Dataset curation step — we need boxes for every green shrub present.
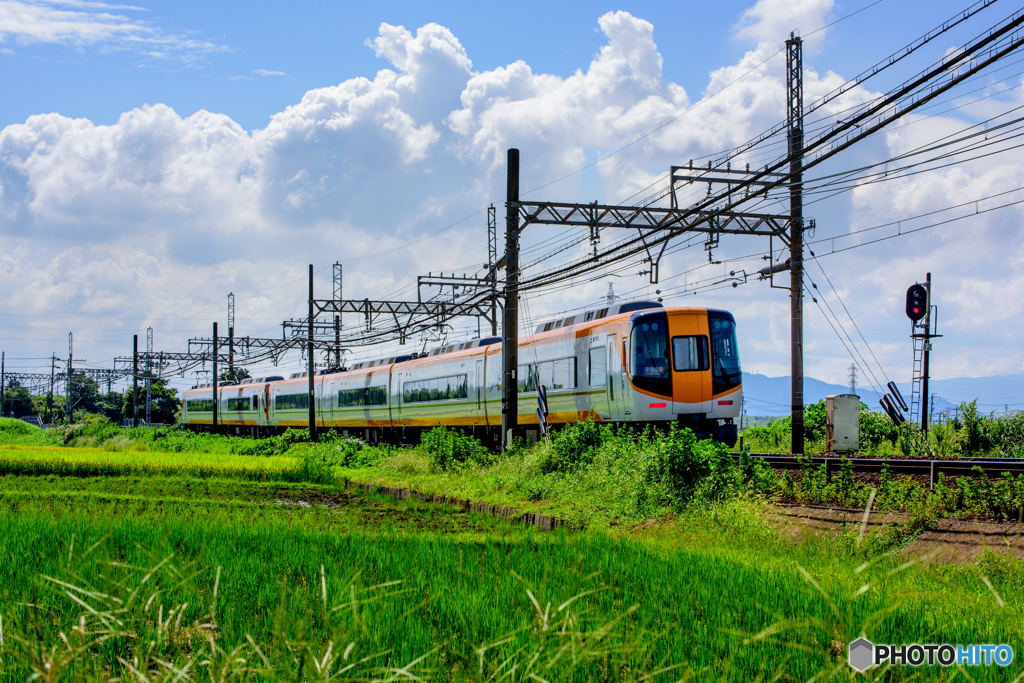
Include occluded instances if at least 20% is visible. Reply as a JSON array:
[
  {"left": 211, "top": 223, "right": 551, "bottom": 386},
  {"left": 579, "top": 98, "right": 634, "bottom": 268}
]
[
  {"left": 741, "top": 418, "right": 790, "bottom": 453},
  {"left": 804, "top": 400, "right": 827, "bottom": 442},
  {"left": 859, "top": 404, "right": 899, "bottom": 449},
  {"left": 991, "top": 410, "right": 1024, "bottom": 457},
  {"left": 951, "top": 399, "right": 992, "bottom": 457},
  {"left": 542, "top": 419, "right": 608, "bottom": 474},
  {"left": 421, "top": 425, "right": 491, "bottom": 471},
  {"left": 691, "top": 437, "right": 739, "bottom": 503},
  {"left": 0, "top": 417, "right": 45, "bottom": 439},
  {"left": 654, "top": 424, "right": 704, "bottom": 495}
]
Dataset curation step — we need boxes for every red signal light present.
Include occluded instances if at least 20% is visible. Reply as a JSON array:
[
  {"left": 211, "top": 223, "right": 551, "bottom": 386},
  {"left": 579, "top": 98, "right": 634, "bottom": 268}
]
[{"left": 906, "top": 284, "right": 928, "bottom": 322}]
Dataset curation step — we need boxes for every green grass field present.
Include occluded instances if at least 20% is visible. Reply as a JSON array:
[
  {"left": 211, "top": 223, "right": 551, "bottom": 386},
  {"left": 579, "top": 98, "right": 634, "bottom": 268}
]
[
  {"left": 1, "top": 420, "right": 1023, "bottom": 681},
  {"left": 0, "top": 443, "right": 301, "bottom": 478}
]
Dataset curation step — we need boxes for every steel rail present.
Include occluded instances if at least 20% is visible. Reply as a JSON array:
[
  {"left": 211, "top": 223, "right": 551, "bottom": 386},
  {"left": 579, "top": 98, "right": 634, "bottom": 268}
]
[{"left": 732, "top": 452, "right": 1024, "bottom": 484}]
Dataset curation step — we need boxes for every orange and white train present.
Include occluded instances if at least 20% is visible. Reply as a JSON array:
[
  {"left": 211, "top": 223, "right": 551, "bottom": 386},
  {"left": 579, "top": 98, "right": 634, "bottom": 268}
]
[{"left": 181, "top": 301, "right": 742, "bottom": 444}]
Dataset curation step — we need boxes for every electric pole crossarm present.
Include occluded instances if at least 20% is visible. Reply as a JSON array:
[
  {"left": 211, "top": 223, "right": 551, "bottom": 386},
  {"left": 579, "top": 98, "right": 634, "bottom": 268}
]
[
  {"left": 516, "top": 201, "right": 790, "bottom": 237},
  {"left": 516, "top": 214, "right": 803, "bottom": 293},
  {"left": 671, "top": 167, "right": 787, "bottom": 188},
  {"left": 310, "top": 298, "right": 495, "bottom": 321}
]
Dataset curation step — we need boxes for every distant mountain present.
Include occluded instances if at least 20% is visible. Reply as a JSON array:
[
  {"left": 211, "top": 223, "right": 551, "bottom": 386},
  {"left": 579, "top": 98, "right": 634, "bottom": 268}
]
[{"left": 740, "top": 373, "right": 1023, "bottom": 417}]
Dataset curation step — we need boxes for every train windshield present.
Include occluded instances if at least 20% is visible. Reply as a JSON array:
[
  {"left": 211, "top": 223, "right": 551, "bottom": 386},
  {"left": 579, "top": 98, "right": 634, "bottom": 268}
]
[
  {"left": 709, "top": 316, "right": 741, "bottom": 395},
  {"left": 630, "top": 319, "right": 670, "bottom": 379}
]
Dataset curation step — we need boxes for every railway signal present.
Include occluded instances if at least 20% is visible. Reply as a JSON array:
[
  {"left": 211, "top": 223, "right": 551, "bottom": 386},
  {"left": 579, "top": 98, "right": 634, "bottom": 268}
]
[{"left": 906, "top": 284, "right": 928, "bottom": 322}]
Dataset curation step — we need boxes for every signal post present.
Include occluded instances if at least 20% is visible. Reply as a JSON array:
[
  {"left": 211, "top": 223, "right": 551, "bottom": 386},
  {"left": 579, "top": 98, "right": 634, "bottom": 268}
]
[{"left": 907, "top": 273, "right": 940, "bottom": 433}]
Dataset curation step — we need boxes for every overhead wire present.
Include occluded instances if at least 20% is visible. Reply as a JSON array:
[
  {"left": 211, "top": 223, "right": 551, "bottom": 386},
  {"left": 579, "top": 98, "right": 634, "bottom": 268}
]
[{"left": 800, "top": 270, "right": 885, "bottom": 399}]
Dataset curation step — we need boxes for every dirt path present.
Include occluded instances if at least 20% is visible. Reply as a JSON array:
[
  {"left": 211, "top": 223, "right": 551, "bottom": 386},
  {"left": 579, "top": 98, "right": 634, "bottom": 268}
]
[{"left": 771, "top": 504, "right": 1024, "bottom": 562}]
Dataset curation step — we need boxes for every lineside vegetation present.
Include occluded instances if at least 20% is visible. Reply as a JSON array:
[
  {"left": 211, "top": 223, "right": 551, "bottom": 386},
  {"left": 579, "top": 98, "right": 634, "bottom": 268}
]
[
  {"left": 1, "top": 417, "right": 1022, "bottom": 680},
  {"left": 742, "top": 399, "right": 1024, "bottom": 458}
]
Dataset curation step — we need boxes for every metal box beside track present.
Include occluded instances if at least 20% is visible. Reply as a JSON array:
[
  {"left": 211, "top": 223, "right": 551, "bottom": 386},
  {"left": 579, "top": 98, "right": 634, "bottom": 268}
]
[{"left": 826, "top": 394, "right": 860, "bottom": 453}]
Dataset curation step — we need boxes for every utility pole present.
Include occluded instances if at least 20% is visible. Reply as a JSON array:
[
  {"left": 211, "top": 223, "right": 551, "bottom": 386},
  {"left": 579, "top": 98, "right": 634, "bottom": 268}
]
[
  {"left": 501, "top": 148, "right": 520, "bottom": 449},
  {"left": 334, "top": 316, "right": 341, "bottom": 367},
  {"left": 0, "top": 351, "right": 5, "bottom": 418},
  {"left": 67, "top": 333, "right": 74, "bottom": 424},
  {"left": 308, "top": 264, "right": 317, "bottom": 441},
  {"left": 333, "top": 262, "right": 343, "bottom": 366},
  {"left": 786, "top": 33, "right": 805, "bottom": 456},
  {"left": 132, "top": 335, "right": 139, "bottom": 427},
  {"left": 212, "top": 322, "right": 219, "bottom": 433},
  {"left": 48, "top": 355, "right": 55, "bottom": 424},
  {"left": 145, "top": 327, "right": 153, "bottom": 425},
  {"left": 488, "top": 205, "right": 498, "bottom": 336},
  {"left": 228, "top": 293, "right": 235, "bottom": 382}
]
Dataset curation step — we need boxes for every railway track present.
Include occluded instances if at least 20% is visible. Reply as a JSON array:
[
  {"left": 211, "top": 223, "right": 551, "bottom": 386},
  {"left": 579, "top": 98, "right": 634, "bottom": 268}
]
[{"left": 732, "top": 453, "right": 1024, "bottom": 486}]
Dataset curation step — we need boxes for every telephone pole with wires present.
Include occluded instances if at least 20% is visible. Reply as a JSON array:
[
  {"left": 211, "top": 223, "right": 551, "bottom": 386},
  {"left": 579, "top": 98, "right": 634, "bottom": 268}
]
[
  {"left": 786, "top": 32, "right": 805, "bottom": 456},
  {"left": 146, "top": 327, "right": 153, "bottom": 425},
  {"left": 66, "top": 333, "right": 74, "bottom": 424},
  {"left": 502, "top": 149, "right": 520, "bottom": 450},
  {"left": 228, "top": 293, "right": 235, "bottom": 382}
]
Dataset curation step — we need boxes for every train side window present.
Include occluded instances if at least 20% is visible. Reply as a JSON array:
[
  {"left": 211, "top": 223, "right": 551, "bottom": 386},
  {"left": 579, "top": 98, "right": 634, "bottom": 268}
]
[
  {"left": 589, "top": 348, "right": 606, "bottom": 386},
  {"left": 517, "top": 364, "right": 537, "bottom": 393},
  {"left": 671, "top": 336, "right": 709, "bottom": 371},
  {"left": 551, "top": 358, "right": 575, "bottom": 389}
]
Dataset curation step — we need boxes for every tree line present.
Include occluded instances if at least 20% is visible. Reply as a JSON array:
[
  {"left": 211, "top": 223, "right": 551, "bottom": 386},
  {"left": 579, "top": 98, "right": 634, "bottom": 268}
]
[{"left": 1, "top": 373, "right": 180, "bottom": 425}]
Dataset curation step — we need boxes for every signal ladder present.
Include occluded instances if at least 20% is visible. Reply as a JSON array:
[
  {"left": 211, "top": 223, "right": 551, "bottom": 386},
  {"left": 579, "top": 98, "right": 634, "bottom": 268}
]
[{"left": 909, "top": 328, "right": 925, "bottom": 425}]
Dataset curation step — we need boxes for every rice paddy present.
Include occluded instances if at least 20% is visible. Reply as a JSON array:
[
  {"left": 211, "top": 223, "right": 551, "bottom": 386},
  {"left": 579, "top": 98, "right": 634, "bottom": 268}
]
[{"left": 0, "top": 426, "right": 1022, "bottom": 681}]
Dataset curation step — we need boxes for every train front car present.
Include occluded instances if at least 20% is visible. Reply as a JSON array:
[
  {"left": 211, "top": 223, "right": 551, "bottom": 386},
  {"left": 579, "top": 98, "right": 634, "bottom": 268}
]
[
  {"left": 625, "top": 307, "right": 741, "bottom": 444},
  {"left": 181, "top": 383, "right": 214, "bottom": 432}
]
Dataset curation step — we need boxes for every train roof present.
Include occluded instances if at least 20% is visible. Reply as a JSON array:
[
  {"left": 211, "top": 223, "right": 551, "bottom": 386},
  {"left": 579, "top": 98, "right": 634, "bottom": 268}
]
[
  {"left": 189, "top": 375, "right": 283, "bottom": 390},
  {"left": 346, "top": 336, "right": 502, "bottom": 371},
  {"left": 533, "top": 301, "right": 662, "bottom": 334}
]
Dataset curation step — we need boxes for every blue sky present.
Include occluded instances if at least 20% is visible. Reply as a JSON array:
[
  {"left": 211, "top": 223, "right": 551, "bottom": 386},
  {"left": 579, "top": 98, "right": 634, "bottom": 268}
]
[
  {"left": 0, "top": 0, "right": 1022, "bottom": 404},
  {"left": 2, "top": 0, "right": 965, "bottom": 130}
]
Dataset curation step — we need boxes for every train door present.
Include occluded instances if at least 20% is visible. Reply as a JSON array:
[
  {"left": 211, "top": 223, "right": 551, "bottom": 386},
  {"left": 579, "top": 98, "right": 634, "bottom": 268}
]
[
  {"left": 669, "top": 313, "right": 707, "bottom": 413},
  {"left": 607, "top": 337, "right": 623, "bottom": 421},
  {"left": 475, "top": 360, "right": 483, "bottom": 421},
  {"left": 588, "top": 344, "right": 609, "bottom": 420},
  {"left": 387, "top": 374, "right": 394, "bottom": 425},
  {"left": 267, "top": 385, "right": 275, "bottom": 427},
  {"left": 621, "top": 340, "right": 631, "bottom": 416}
]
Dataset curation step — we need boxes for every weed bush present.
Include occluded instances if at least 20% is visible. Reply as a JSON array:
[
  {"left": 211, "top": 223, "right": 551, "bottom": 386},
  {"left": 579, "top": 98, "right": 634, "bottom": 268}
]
[
  {"left": 950, "top": 399, "right": 992, "bottom": 456},
  {"left": 741, "top": 417, "right": 790, "bottom": 453},
  {"left": 543, "top": 419, "right": 609, "bottom": 473},
  {"left": 991, "top": 410, "right": 1024, "bottom": 457},
  {"left": 0, "top": 416, "right": 49, "bottom": 445},
  {"left": 421, "top": 425, "right": 491, "bottom": 471}
]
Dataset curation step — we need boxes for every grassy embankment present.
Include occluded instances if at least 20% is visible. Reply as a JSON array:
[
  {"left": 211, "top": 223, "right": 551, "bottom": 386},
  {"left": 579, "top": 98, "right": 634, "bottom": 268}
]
[
  {"left": 742, "top": 399, "right": 1024, "bottom": 458},
  {"left": 1, "top": 417, "right": 1023, "bottom": 680}
]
